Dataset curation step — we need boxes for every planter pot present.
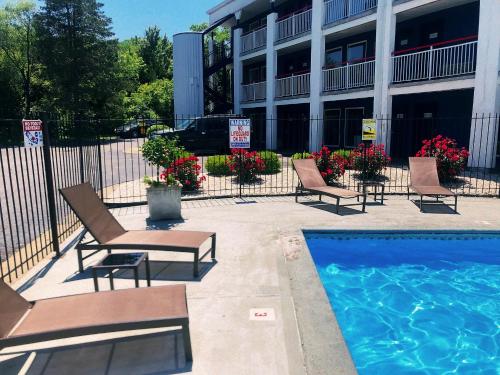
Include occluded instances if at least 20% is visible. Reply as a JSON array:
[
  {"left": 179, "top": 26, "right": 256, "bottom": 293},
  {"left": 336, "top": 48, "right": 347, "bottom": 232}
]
[{"left": 146, "top": 186, "right": 182, "bottom": 220}]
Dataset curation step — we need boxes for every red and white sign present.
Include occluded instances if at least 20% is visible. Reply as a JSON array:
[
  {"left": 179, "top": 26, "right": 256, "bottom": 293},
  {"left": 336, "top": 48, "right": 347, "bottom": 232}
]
[
  {"left": 22, "top": 119, "right": 43, "bottom": 148},
  {"left": 229, "top": 118, "right": 251, "bottom": 149}
]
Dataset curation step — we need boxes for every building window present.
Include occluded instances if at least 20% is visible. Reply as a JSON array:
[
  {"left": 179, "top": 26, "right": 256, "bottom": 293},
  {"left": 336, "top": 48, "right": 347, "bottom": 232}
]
[
  {"left": 347, "top": 41, "right": 367, "bottom": 63},
  {"left": 325, "top": 47, "right": 342, "bottom": 67}
]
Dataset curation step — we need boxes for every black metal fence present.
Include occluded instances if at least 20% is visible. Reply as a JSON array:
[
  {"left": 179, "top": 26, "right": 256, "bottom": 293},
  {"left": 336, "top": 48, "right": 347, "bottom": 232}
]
[{"left": 0, "top": 113, "right": 499, "bottom": 282}]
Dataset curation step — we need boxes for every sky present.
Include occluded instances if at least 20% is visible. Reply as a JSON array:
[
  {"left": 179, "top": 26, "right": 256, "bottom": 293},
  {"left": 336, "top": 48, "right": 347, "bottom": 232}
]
[{"left": 1, "top": 0, "right": 222, "bottom": 40}]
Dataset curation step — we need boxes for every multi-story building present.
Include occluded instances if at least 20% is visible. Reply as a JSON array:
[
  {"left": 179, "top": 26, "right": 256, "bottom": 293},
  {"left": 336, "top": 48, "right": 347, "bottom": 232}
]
[{"left": 174, "top": 0, "right": 500, "bottom": 167}]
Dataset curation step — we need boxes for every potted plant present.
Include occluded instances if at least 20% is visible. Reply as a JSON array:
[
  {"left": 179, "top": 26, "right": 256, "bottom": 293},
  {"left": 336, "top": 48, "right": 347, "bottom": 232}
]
[
  {"left": 141, "top": 137, "right": 184, "bottom": 220},
  {"left": 143, "top": 174, "right": 182, "bottom": 220}
]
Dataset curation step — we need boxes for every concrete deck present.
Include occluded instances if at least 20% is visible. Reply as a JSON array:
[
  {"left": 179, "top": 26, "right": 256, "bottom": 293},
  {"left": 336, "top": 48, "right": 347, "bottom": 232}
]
[{"left": 1, "top": 195, "right": 500, "bottom": 374}]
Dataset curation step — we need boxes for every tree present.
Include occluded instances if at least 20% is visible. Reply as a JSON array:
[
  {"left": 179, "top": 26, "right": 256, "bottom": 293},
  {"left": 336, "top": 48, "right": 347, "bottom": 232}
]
[
  {"left": 117, "top": 38, "right": 144, "bottom": 94},
  {"left": 139, "top": 26, "right": 172, "bottom": 83},
  {"left": 123, "top": 78, "right": 173, "bottom": 119},
  {"left": 0, "top": 1, "right": 37, "bottom": 116},
  {"left": 35, "top": 0, "right": 118, "bottom": 116}
]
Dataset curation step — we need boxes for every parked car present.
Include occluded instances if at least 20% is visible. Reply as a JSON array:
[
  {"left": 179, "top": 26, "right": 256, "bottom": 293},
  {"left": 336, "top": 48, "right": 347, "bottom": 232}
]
[
  {"left": 150, "top": 114, "right": 245, "bottom": 154},
  {"left": 114, "top": 119, "right": 157, "bottom": 138}
]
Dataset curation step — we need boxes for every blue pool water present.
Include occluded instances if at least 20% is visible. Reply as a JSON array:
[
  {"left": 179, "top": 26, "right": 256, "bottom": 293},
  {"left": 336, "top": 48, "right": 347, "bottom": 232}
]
[{"left": 304, "top": 231, "right": 500, "bottom": 374}]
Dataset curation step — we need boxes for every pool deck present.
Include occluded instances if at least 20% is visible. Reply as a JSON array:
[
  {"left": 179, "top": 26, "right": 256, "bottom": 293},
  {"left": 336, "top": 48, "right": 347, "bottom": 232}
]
[{"left": 1, "top": 195, "right": 500, "bottom": 374}]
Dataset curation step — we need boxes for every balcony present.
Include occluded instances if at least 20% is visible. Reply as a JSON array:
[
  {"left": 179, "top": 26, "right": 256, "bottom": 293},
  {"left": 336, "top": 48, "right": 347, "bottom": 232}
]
[
  {"left": 323, "top": 58, "right": 375, "bottom": 92},
  {"left": 275, "top": 72, "right": 311, "bottom": 98},
  {"left": 275, "top": 8, "right": 312, "bottom": 42},
  {"left": 241, "top": 81, "right": 266, "bottom": 102},
  {"left": 324, "top": 0, "right": 377, "bottom": 26},
  {"left": 392, "top": 37, "right": 477, "bottom": 84},
  {"left": 241, "top": 27, "right": 267, "bottom": 54}
]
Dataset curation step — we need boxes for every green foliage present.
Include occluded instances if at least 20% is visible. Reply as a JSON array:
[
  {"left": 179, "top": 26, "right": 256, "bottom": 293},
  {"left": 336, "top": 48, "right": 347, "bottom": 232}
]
[
  {"left": 0, "top": 1, "right": 38, "bottom": 115},
  {"left": 291, "top": 152, "right": 312, "bottom": 160},
  {"left": 35, "top": 0, "right": 119, "bottom": 117},
  {"left": 141, "top": 136, "right": 183, "bottom": 169},
  {"left": 123, "top": 78, "right": 172, "bottom": 118},
  {"left": 146, "top": 124, "right": 169, "bottom": 137},
  {"left": 258, "top": 151, "right": 281, "bottom": 174},
  {"left": 143, "top": 174, "right": 179, "bottom": 187},
  {"left": 116, "top": 39, "right": 144, "bottom": 94},
  {"left": 139, "top": 26, "right": 172, "bottom": 82},
  {"left": 334, "top": 149, "right": 352, "bottom": 159},
  {"left": 206, "top": 155, "right": 232, "bottom": 176}
]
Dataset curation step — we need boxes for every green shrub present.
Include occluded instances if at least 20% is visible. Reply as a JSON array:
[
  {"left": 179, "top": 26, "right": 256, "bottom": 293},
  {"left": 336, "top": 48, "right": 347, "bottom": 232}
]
[
  {"left": 146, "top": 124, "right": 170, "bottom": 137},
  {"left": 291, "top": 152, "right": 312, "bottom": 160},
  {"left": 141, "top": 136, "right": 183, "bottom": 169},
  {"left": 258, "top": 151, "right": 281, "bottom": 174},
  {"left": 206, "top": 155, "right": 232, "bottom": 176},
  {"left": 334, "top": 149, "right": 352, "bottom": 159}
]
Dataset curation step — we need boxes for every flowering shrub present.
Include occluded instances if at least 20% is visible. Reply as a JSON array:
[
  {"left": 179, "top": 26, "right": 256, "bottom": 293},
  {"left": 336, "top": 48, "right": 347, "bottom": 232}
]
[
  {"left": 228, "top": 149, "right": 265, "bottom": 183},
  {"left": 312, "top": 146, "right": 346, "bottom": 185},
  {"left": 415, "top": 135, "right": 469, "bottom": 181},
  {"left": 167, "top": 155, "right": 205, "bottom": 192},
  {"left": 351, "top": 144, "right": 391, "bottom": 180}
]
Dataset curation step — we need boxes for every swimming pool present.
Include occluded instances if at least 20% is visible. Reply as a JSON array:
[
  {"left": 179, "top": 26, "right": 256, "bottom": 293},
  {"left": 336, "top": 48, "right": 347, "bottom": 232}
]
[{"left": 304, "top": 231, "right": 500, "bottom": 374}]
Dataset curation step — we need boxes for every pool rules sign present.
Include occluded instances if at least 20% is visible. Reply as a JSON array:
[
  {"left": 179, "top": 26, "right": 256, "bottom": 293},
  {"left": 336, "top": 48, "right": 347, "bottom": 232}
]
[
  {"left": 229, "top": 118, "right": 251, "bottom": 149},
  {"left": 22, "top": 119, "right": 43, "bottom": 148}
]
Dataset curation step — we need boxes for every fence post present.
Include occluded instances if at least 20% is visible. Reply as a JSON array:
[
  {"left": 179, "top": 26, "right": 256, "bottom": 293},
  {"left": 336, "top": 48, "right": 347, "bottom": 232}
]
[
  {"left": 97, "top": 121, "right": 104, "bottom": 199},
  {"left": 41, "top": 114, "right": 60, "bottom": 258},
  {"left": 77, "top": 117, "right": 85, "bottom": 183}
]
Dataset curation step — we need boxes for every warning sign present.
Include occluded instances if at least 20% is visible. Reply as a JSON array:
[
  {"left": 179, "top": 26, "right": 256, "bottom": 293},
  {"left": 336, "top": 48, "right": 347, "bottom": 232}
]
[
  {"left": 22, "top": 119, "right": 43, "bottom": 148},
  {"left": 362, "top": 119, "right": 377, "bottom": 141},
  {"left": 229, "top": 118, "right": 251, "bottom": 149}
]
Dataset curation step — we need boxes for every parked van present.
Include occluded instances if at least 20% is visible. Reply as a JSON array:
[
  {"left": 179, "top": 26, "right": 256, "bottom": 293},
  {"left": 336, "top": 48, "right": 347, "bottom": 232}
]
[{"left": 150, "top": 114, "right": 244, "bottom": 154}]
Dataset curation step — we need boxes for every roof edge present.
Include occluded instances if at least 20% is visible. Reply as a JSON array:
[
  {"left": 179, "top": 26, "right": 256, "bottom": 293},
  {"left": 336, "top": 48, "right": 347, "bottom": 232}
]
[{"left": 207, "top": 0, "right": 235, "bottom": 15}]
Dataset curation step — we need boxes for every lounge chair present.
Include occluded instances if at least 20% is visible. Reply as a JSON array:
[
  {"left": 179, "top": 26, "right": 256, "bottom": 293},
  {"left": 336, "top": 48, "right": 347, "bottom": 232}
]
[
  {"left": 0, "top": 281, "right": 192, "bottom": 361},
  {"left": 292, "top": 159, "right": 366, "bottom": 214},
  {"left": 60, "top": 183, "right": 216, "bottom": 277},
  {"left": 407, "top": 157, "right": 458, "bottom": 212}
]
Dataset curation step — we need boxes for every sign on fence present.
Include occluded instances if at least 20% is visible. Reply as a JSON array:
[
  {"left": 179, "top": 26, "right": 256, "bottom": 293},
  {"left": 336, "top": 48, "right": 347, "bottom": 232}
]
[
  {"left": 362, "top": 119, "right": 377, "bottom": 141},
  {"left": 229, "top": 118, "right": 251, "bottom": 149},
  {"left": 22, "top": 119, "right": 44, "bottom": 148}
]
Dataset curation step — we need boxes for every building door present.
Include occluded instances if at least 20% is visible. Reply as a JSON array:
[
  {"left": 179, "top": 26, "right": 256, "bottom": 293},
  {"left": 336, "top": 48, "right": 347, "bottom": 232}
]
[
  {"left": 324, "top": 109, "right": 341, "bottom": 148},
  {"left": 344, "top": 107, "right": 364, "bottom": 148}
]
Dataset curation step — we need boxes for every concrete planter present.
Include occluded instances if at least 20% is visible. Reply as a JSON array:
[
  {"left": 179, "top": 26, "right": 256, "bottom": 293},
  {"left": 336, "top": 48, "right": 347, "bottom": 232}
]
[{"left": 146, "top": 185, "right": 182, "bottom": 220}]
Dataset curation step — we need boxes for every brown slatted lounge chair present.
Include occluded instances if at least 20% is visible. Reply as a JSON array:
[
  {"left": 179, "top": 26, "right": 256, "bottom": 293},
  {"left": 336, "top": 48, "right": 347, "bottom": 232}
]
[
  {"left": 292, "top": 158, "right": 366, "bottom": 214},
  {"left": 60, "top": 183, "right": 216, "bottom": 277},
  {"left": 0, "top": 281, "right": 192, "bottom": 361},
  {"left": 408, "top": 157, "right": 458, "bottom": 212}
]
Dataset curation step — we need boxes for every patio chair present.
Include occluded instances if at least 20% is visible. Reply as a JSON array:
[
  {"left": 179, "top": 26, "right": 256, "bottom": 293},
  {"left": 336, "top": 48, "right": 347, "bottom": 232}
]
[
  {"left": 407, "top": 157, "right": 458, "bottom": 212},
  {"left": 60, "top": 183, "right": 216, "bottom": 277},
  {"left": 0, "top": 281, "right": 192, "bottom": 361},
  {"left": 292, "top": 158, "right": 366, "bottom": 214}
]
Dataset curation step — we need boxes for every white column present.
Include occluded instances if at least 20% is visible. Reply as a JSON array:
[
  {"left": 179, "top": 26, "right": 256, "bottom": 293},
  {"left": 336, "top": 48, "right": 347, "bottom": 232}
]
[
  {"left": 309, "top": 0, "right": 325, "bottom": 152},
  {"left": 469, "top": 0, "right": 500, "bottom": 168},
  {"left": 266, "top": 12, "right": 278, "bottom": 149},
  {"left": 373, "top": 0, "right": 396, "bottom": 149},
  {"left": 233, "top": 28, "right": 243, "bottom": 115}
]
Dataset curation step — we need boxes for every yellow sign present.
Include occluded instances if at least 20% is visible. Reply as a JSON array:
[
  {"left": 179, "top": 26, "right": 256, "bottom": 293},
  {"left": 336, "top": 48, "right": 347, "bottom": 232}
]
[{"left": 362, "top": 119, "right": 377, "bottom": 141}]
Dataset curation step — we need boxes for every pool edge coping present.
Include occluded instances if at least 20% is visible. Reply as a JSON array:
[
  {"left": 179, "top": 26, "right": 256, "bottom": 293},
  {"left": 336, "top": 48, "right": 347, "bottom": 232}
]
[{"left": 282, "top": 230, "right": 358, "bottom": 375}]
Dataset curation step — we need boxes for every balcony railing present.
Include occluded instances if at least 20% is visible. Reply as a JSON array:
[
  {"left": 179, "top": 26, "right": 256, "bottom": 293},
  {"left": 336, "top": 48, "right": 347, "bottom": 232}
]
[
  {"left": 276, "top": 8, "right": 312, "bottom": 42},
  {"left": 323, "top": 59, "right": 375, "bottom": 92},
  {"left": 324, "top": 0, "right": 377, "bottom": 25},
  {"left": 241, "top": 27, "right": 267, "bottom": 54},
  {"left": 241, "top": 81, "right": 267, "bottom": 102},
  {"left": 275, "top": 72, "right": 311, "bottom": 98},
  {"left": 392, "top": 38, "right": 477, "bottom": 83}
]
